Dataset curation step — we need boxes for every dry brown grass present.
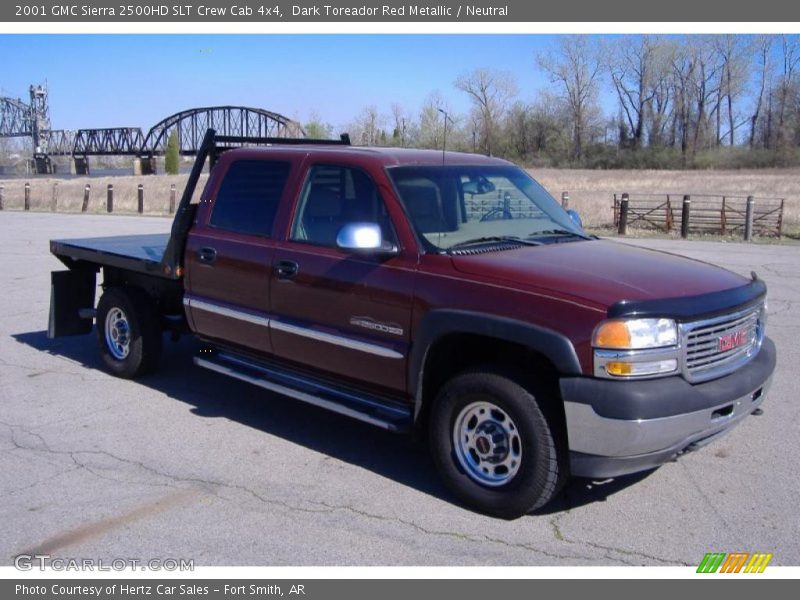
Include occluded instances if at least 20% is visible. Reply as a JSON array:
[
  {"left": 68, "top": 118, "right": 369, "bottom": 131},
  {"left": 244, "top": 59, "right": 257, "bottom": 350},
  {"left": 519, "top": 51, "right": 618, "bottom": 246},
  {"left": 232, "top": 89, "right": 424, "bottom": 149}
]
[
  {"left": 0, "top": 174, "right": 208, "bottom": 215},
  {"left": 530, "top": 167, "right": 800, "bottom": 227},
  {"left": 2, "top": 168, "right": 799, "bottom": 230}
]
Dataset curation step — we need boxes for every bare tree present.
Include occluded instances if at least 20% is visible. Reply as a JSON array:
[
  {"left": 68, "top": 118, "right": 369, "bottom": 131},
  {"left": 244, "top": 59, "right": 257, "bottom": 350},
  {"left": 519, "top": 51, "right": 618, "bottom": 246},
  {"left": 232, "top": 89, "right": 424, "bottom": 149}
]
[
  {"left": 646, "top": 39, "right": 677, "bottom": 147},
  {"left": 389, "top": 102, "right": 408, "bottom": 147},
  {"left": 538, "top": 35, "right": 603, "bottom": 159},
  {"left": 607, "top": 35, "right": 662, "bottom": 148},
  {"left": 711, "top": 35, "right": 751, "bottom": 146},
  {"left": 776, "top": 35, "right": 800, "bottom": 147},
  {"left": 417, "top": 91, "right": 451, "bottom": 150},
  {"left": 454, "top": 68, "right": 518, "bottom": 155},
  {"left": 348, "top": 105, "right": 384, "bottom": 146},
  {"left": 749, "top": 36, "right": 772, "bottom": 147}
]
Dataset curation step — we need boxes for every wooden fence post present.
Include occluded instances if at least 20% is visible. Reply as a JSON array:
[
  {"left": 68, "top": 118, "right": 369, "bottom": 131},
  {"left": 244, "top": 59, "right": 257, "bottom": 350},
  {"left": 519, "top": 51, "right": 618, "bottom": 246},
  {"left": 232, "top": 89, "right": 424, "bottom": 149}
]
[
  {"left": 24, "top": 182, "right": 30, "bottom": 210},
  {"left": 618, "top": 193, "right": 629, "bottom": 235},
  {"left": 106, "top": 184, "right": 114, "bottom": 213},
  {"left": 681, "top": 195, "right": 691, "bottom": 239},
  {"left": 51, "top": 182, "right": 59, "bottom": 212},
  {"left": 82, "top": 184, "right": 91, "bottom": 212},
  {"left": 0, "top": 185, "right": 4, "bottom": 210},
  {"left": 169, "top": 184, "right": 176, "bottom": 214},
  {"left": 137, "top": 184, "right": 144, "bottom": 214},
  {"left": 561, "top": 191, "right": 569, "bottom": 209},
  {"left": 744, "top": 195, "right": 754, "bottom": 241}
]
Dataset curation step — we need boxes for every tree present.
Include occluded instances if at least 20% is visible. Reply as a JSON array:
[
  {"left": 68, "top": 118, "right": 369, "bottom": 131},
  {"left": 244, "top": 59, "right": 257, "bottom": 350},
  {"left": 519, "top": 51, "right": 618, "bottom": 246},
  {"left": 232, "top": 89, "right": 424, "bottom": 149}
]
[
  {"left": 538, "top": 36, "right": 603, "bottom": 159},
  {"left": 607, "top": 35, "right": 660, "bottom": 149},
  {"left": 348, "top": 105, "right": 384, "bottom": 146},
  {"left": 304, "top": 113, "right": 334, "bottom": 139},
  {"left": 389, "top": 102, "right": 409, "bottom": 147},
  {"left": 713, "top": 35, "right": 751, "bottom": 146},
  {"left": 164, "top": 131, "right": 180, "bottom": 175},
  {"left": 749, "top": 36, "right": 772, "bottom": 147},
  {"left": 454, "top": 68, "right": 518, "bottom": 155},
  {"left": 417, "top": 91, "right": 450, "bottom": 150}
]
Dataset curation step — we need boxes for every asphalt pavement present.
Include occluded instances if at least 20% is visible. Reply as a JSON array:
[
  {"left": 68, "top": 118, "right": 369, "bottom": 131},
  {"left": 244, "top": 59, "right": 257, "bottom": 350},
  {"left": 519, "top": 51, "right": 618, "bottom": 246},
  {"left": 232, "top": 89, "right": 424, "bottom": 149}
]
[{"left": 1, "top": 211, "right": 797, "bottom": 566}]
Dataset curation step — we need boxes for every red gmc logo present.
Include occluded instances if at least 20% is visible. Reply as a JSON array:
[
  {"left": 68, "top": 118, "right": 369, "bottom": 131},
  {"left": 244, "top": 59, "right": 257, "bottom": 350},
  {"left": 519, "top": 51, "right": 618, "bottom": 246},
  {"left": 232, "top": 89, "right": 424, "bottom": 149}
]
[{"left": 719, "top": 329, "right": 749, "bottom": 352}]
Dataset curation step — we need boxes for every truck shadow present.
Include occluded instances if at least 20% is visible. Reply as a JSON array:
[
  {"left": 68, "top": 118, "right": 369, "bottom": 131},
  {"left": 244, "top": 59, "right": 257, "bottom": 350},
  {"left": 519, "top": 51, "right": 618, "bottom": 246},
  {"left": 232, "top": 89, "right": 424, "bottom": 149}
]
[{"left": 13, "top": 329, "right": 654, "bottom": 517}]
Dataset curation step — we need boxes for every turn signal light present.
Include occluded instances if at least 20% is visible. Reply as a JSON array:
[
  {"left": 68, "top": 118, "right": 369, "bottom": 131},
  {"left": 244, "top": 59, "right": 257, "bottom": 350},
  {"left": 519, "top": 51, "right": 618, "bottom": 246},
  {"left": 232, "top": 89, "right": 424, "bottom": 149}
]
[{"left": 594, "top": 321, "right": 632, "bottom": 348}]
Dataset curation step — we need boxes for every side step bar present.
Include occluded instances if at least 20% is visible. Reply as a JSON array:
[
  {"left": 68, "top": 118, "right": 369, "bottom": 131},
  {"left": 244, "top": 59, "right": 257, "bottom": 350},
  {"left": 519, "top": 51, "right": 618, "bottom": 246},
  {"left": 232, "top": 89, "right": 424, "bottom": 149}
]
[{"left": 194, "top": 351, "right": 412, "bottom": 433}]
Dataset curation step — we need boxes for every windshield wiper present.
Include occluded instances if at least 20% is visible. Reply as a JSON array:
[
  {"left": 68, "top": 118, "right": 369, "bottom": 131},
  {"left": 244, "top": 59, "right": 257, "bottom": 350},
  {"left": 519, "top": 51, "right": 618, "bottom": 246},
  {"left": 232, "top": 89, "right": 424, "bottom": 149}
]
[
  {"left": 448, "top": 236, "right": 543, "bottom": 251},
  {"left": 527, "top": 229, "right": 592, "bottom": 241}
]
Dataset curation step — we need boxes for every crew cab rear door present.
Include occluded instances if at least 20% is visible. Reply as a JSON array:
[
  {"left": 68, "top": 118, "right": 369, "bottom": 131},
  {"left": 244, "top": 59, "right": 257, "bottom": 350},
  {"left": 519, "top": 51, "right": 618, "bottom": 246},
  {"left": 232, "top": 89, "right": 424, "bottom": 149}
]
[
  {"left": 269, "top": 161, "right": 416, "bottom": 394},
  {"left": 184, "top": 155, "right": 297, "bottom": 354}
]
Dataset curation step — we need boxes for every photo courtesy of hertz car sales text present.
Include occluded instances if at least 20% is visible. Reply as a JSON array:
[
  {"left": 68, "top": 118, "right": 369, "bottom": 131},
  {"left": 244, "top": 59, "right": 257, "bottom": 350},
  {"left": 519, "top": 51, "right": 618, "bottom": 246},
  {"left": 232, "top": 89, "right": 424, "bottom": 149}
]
[{"left": 47, "top": 128, "right": 776, "bottom": 519}]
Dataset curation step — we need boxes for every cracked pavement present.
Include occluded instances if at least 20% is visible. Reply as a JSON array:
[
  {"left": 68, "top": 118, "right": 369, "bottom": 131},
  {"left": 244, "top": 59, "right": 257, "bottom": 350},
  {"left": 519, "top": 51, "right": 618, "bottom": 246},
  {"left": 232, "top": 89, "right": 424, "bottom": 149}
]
[{"left": 0, "top": 212, "right": 798, "bottom": 566}]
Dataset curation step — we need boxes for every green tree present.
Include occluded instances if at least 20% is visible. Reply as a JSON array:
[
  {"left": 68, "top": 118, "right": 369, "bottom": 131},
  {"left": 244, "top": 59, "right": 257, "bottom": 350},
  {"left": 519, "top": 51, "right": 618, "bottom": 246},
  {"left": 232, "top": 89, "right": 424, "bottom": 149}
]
[{"left": 165, "top": 131, "right": 180, "bottom": 175}]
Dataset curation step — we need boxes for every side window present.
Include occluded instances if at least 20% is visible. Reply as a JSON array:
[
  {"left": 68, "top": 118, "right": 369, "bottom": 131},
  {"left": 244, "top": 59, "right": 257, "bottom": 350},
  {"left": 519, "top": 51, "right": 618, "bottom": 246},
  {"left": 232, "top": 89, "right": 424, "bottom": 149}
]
[
  {"left": 290, "top": 165, "right": 397, "bottom": 247},
  {"left": 209, "top": 160, "right": 291, "bottom": 237}
]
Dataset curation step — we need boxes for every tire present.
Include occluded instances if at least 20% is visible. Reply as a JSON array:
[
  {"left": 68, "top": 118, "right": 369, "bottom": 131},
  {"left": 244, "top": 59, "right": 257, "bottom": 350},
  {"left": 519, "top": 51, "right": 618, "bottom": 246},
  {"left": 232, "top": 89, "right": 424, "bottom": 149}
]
[
  {"left": 96, "top": 287, "right": 162, "bottom": 379},
  {"left": 429, "top": 368, "right": 566, "bottom": 519}
]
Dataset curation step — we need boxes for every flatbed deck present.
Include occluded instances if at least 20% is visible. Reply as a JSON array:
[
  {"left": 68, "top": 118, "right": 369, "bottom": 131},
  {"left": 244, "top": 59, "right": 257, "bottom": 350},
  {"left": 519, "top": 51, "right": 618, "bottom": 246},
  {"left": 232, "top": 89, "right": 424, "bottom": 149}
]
[{"left": 50, "top": 233, "right": 170, "bottom": 275}]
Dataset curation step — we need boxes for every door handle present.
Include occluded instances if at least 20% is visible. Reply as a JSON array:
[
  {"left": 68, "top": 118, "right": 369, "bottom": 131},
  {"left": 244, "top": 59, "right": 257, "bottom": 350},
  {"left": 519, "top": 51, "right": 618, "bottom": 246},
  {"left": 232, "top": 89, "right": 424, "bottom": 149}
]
[
  {"left": 198, "top": 247, "right": 217, "bottom": 264},
  {"left": 275, "top": 259, "right": 299, "bottom": 279}
]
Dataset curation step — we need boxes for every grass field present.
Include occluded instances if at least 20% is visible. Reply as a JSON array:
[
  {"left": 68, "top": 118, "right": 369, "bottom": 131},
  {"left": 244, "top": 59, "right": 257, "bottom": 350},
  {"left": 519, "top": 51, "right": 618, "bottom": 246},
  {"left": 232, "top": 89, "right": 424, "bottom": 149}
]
[
  {"left": 529, "top": 167, "right": 800, "bottom": 230},
  {"left": 2, "top": 167, "right": 798, "bottom": 231}
]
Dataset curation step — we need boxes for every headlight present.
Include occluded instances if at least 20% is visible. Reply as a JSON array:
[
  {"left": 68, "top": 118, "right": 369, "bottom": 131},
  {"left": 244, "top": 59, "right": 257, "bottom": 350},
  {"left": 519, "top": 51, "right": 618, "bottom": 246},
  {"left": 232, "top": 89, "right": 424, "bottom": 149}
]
[
  {"left": 593, "top": 318, "right": 677, "bottom": 349},
  {"left": 593, "top": 318, "right": 679, "bottom": 379}
]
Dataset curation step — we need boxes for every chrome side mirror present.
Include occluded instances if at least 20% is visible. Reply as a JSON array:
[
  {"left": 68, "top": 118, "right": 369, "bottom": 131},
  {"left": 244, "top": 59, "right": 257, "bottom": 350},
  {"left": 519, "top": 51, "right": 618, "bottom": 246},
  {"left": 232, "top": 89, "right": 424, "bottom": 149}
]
[
  {"left": 336, "top": 223, "right": 398, "bottom": 256},
  {"left": 567, "top": 209, "right": 583, "bottom": 229}
]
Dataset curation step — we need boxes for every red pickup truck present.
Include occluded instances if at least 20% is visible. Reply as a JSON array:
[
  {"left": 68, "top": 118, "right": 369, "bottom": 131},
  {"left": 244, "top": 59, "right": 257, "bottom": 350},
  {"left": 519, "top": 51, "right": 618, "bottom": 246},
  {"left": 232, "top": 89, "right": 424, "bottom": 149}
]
[{"left": 48, "top": 130, "right": 775, "bottom": 518}]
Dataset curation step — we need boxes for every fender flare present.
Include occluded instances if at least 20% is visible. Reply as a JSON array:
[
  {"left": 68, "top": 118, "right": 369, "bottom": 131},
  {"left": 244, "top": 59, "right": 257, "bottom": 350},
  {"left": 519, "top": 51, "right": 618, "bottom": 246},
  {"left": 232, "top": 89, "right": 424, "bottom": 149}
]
[{"left": 410, "top": 309, "right": 582, "bottom": 421}]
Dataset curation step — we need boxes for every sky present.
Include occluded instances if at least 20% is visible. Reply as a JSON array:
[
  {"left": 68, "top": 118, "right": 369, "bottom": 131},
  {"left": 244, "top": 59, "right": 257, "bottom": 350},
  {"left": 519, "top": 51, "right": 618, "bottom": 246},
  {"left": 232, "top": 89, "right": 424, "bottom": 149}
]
[{"left": 0, "top": 34, "right": 562, "bottom": 132}]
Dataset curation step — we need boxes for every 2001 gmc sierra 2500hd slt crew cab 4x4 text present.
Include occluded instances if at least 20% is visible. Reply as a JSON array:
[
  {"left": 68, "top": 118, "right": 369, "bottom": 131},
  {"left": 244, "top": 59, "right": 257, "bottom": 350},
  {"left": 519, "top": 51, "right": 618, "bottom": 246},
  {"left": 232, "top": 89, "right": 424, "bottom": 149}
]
[{"left": 47, "top": 130, "right": 776, "bottom": 518}]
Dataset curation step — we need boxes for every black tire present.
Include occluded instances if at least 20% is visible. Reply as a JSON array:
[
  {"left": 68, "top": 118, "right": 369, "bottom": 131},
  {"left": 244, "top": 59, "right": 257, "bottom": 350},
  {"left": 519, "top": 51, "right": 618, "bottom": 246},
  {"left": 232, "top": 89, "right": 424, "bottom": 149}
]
[
  {"left": 429, "top": 369, "right": 566, "bottom": 519},
  {"left": 96, "top": 287, "right": 162, "bottom": 379}
]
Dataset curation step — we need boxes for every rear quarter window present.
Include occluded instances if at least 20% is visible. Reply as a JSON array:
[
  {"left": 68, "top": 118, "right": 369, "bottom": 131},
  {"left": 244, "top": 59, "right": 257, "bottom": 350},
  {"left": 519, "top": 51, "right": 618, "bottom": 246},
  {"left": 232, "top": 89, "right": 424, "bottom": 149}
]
[{"left": 209, "top": 160, "right": 291, "bottom": 237}]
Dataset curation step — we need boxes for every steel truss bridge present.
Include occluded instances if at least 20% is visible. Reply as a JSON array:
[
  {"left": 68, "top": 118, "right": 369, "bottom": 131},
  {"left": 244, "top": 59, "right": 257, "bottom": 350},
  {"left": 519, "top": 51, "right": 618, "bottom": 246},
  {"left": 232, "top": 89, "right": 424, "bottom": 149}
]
[{"left": 1, "top": 84, "right": 304, "bottom": 173}]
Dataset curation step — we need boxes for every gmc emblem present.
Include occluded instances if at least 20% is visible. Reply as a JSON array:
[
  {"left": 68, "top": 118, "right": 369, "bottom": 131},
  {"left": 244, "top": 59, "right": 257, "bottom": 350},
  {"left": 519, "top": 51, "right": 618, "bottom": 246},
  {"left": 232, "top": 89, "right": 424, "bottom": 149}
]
[{"left": 719, "top": 329, "right": 749, "bottom": 352}]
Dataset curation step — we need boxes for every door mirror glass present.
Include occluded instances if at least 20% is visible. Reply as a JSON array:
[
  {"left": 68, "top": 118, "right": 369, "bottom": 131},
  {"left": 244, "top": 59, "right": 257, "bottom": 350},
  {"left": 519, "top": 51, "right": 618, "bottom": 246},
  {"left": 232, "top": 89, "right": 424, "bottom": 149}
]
[
  {"left": 567, "top": 209, "right": 583, "bottom": 229},
  {"left": 336, "top": 223, "right": 398, "bottom": 255}
]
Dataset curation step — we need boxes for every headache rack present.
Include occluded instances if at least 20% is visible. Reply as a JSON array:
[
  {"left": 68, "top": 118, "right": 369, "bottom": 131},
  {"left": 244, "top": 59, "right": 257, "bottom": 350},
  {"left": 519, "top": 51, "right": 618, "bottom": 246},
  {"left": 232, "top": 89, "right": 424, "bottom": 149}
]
[{"left": 161, "top": 128, "right": 350, "bottom": 278}]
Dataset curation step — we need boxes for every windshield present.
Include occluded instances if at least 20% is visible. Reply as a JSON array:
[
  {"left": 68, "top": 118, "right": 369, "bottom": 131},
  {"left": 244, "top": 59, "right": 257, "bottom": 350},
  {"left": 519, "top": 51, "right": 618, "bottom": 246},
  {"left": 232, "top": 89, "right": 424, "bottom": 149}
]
[{"left": 387, "top": 165, "right": 587, "bottom": 252}]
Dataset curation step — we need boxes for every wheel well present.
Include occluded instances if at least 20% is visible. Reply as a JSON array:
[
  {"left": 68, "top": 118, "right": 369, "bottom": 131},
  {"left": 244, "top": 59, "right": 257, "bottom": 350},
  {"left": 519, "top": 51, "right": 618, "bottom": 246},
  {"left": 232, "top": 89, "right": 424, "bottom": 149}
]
[{"left": 415, "top": 333, "right": 565, "bottom": 437}]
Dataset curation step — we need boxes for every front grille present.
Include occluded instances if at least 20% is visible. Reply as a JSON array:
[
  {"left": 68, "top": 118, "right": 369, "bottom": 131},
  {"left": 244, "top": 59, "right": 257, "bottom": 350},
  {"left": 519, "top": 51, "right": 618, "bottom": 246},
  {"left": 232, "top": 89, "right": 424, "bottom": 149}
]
[{"left": 682, "top": 304, "right": 763, "bottom": 383}]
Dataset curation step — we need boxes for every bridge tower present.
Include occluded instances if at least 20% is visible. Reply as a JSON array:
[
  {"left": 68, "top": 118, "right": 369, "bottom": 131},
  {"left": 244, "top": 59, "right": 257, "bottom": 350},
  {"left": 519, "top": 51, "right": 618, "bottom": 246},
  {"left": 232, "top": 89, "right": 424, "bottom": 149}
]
[{"left": 29, "top": 84, "right": 53, "bottom": 173}]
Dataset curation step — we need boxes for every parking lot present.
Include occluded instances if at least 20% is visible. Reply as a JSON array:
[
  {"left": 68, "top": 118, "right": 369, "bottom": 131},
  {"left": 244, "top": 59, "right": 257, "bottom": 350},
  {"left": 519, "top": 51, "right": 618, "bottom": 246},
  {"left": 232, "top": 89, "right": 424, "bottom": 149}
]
[{"left": 1, "top": 211, "right": 798, "bottom": 566}]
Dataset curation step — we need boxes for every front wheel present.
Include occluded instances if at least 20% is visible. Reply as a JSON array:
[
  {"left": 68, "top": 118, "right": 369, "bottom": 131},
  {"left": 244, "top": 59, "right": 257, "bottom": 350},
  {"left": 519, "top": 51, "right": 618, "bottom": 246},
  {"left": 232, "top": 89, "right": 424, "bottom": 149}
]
[
  {"left": 96, "top": 287, "right": 162, "bottom": 379},
  {"left": 429, "top": 369, "right": 565, "bottom": 518}
]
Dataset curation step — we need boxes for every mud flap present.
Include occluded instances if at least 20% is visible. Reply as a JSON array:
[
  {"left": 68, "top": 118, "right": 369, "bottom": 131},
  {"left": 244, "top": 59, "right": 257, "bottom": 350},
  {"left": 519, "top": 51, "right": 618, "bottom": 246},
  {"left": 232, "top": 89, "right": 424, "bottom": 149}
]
[{"left": 47, "top": 270, "right": 97, "bottom": 338}]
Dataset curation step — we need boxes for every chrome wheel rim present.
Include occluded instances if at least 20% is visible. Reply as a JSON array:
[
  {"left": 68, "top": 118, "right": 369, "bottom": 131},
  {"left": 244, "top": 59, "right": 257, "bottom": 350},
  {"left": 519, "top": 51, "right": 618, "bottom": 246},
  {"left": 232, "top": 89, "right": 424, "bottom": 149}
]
[
  {"left": 104, "top": 307, "right": 130, "bottom": 360},
  {"left": 453, "top": 401, "right": 522, "bottom": 487}
]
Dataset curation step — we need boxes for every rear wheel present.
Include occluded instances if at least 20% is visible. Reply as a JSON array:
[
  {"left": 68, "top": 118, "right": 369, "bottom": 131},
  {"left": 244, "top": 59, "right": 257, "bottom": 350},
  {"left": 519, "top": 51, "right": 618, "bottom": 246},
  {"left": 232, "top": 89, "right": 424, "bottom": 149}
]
[
  {"left": 429, "top": 369, "right": 566, "bottom": 518},
  {"left": 96, "top": 287, "right": 162, "bottom": 378}
]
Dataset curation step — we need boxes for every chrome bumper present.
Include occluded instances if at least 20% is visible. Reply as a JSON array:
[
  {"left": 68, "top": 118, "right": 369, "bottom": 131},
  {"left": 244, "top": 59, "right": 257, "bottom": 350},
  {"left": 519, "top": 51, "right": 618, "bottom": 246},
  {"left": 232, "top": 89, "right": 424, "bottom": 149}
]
[{"left": 565, "top": 375, "right": 770, "bottom": 459}]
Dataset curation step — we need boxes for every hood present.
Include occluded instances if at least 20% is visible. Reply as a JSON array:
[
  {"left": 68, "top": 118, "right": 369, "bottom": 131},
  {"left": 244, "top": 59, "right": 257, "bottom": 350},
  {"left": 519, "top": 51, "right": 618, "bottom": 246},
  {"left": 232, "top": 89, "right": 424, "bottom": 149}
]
[{"left": 450, "top": 239, "right": 750, "bottom": 309}]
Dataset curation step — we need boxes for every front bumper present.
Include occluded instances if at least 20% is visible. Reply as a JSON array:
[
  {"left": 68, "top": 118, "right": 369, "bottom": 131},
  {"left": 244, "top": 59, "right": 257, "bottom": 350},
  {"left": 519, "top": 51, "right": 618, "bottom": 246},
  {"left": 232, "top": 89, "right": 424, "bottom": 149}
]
[{"left": 560, "top": 336, "right": 776, "bottom": 478}]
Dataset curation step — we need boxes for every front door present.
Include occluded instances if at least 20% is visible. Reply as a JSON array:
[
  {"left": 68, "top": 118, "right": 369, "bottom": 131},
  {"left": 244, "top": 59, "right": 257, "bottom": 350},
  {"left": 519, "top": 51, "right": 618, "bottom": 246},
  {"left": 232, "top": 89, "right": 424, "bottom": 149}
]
[{"left": 269, "top": 163, "right": 416, "bottom": 394}]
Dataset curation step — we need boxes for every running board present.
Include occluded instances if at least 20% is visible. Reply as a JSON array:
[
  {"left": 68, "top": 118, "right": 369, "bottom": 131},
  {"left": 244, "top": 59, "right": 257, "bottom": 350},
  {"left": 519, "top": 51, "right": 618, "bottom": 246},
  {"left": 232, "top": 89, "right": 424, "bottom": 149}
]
[{"left": 194, "top": 351, "right": 412, "bottom": 433}]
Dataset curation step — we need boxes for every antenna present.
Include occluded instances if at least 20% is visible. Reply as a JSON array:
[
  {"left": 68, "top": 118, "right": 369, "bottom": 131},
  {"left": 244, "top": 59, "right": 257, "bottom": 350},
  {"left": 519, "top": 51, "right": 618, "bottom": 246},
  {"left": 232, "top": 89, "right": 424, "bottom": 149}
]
[{"left": 438, "top": 108, "right": 451, "bottom": 164}]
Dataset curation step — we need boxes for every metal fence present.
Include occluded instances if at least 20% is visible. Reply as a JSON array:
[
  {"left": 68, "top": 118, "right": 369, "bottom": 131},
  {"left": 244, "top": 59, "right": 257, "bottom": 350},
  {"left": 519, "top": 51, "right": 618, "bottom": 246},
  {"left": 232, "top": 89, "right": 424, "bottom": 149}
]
[{"left": 613, "top": 193, "right": 784, "bottom": 238}]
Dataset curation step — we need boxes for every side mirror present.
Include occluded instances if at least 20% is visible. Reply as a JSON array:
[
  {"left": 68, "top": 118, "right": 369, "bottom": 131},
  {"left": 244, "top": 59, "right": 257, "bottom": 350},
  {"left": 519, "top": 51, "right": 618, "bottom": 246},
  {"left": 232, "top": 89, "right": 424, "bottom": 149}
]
[
  {"left": 336, "top": 223, "right": 398, "bottom": 256},
  {"left": 566, "top": 209, "right": 583, "bottom": 229}
]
